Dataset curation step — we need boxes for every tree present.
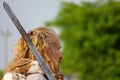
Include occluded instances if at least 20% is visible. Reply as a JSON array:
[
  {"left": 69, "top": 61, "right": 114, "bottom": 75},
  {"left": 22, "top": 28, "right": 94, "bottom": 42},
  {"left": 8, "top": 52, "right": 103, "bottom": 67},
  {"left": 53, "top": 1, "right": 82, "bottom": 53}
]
[{"left": 46, "top": 0, "right": 120, "bottom": 80}]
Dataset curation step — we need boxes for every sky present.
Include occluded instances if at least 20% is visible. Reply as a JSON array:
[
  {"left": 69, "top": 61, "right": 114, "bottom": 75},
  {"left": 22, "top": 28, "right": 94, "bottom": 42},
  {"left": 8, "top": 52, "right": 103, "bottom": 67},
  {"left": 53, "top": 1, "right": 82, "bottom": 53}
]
[{"left": 0, "top": 0, "right": 96, "bottom": 70}]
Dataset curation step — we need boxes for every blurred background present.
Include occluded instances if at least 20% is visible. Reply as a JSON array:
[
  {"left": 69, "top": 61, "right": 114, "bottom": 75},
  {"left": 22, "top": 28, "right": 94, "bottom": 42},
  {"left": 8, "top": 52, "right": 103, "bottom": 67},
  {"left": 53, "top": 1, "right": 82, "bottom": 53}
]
[{"left": 0, "top": 0, "right": 120, "bottom": 80}]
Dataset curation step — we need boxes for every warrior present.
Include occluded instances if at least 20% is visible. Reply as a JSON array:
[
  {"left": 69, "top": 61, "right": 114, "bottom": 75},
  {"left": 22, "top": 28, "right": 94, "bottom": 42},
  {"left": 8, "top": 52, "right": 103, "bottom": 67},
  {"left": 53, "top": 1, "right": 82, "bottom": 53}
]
[{"left": 3, "top": 27, "right": 63, "bottom": 80}]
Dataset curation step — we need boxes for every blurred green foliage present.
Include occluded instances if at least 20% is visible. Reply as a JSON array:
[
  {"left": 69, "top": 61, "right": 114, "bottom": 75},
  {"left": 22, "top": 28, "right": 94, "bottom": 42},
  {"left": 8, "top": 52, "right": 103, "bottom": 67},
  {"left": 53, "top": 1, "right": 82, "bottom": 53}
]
[
  {"left": 46, "top": 0, "right": 120, "bottom": 80},
  {"left": 0, "top": 70, "right": 3, "bottom": 80}
]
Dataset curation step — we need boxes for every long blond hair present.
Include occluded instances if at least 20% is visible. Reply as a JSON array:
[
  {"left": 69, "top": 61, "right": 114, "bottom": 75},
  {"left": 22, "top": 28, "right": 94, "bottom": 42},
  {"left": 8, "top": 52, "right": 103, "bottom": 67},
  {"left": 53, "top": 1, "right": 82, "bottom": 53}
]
[
  {"left": 4, "top": 27, "right": 57, "bottom": 73},
  {"left": 14, "top": 27, "right": 56, "bottom": 59}
]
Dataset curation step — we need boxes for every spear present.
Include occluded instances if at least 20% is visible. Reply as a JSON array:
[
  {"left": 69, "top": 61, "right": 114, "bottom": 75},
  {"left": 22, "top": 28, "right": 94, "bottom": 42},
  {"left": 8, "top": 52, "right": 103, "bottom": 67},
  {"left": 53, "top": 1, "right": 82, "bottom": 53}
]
[{"left": 3, "top": 2, "right": 56, "bottom": 80}]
